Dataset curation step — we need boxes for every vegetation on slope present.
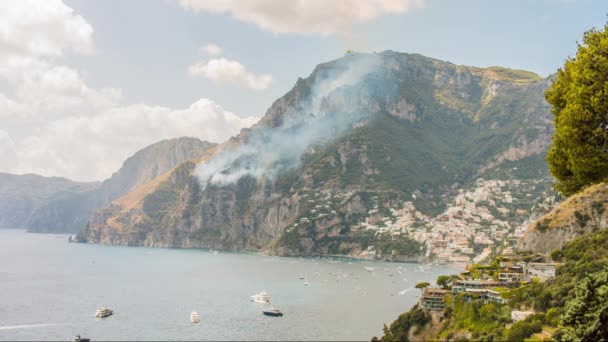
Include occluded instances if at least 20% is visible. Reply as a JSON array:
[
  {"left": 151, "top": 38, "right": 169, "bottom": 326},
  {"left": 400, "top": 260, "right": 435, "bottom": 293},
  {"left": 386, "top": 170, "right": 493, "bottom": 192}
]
[{"left": 374, "top": 227, "right": 608, "bottom": 341}]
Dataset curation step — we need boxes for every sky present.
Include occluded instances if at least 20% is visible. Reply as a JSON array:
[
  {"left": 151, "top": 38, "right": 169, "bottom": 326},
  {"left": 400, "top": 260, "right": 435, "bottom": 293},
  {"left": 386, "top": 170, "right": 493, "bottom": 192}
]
[{"left": 0, "top": 0, "right": 606, "bottom": 182}]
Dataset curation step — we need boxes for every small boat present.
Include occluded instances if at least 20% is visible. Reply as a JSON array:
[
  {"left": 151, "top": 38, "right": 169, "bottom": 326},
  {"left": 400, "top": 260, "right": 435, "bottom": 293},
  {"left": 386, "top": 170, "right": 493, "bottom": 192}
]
[
  {"left": 73, "top": 335, "right": 90, "bottom": 342},
  {"left": 95, "top": 306, "right": 113, "bottom": 318},
  {"left": 299, "top": 276, "right": 304, "bottom": 280},
  {"left": 191, "top": 310, "right": 200, "bottom": 323},
  {"left": 250, "top": 291, "right": 271, "bottom": 304},
  {"left": 263, "top": 308, "right": 283, "bottom": 317},
  {"left": 304, "top": 280, "right": 309, "bottom": 286}
]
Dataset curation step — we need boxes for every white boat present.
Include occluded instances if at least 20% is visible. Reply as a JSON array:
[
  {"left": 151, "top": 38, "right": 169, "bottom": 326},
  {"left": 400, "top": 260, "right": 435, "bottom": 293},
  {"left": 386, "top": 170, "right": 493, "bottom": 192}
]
[
  {"left": 95, "top": 306, "right": 113, "bottom": 318},
  {"left": 250, "top": 291, "right": 271, "bottom": 304},
  {"left": 191, "top": 310, "right": 200, "bottom": 323}
]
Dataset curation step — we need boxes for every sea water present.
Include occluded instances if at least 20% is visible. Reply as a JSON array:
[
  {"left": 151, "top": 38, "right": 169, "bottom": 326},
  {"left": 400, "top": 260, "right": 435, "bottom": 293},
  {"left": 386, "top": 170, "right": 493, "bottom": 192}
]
[{"left": 0, "top": 230, "right": 456, "bottom": 341}]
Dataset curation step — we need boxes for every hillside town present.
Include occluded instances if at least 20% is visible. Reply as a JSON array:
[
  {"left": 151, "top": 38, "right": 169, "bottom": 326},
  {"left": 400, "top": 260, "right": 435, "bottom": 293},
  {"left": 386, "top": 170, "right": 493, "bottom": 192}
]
[
  {"left": 419, "top": 253, "right": 557, "bottom": 321},
  {"left": 359, "top": 178, "right": 557, "bottom": 265}
]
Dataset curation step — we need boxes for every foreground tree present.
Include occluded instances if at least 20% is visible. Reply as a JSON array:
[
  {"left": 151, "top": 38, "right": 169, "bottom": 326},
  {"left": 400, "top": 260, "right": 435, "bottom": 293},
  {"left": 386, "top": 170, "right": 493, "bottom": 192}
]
[
  {"left": 545, "top": 22, "right": 608, "bottom": 196},
  {"left": 555, "top": 270, "right": 608, "bottom": 341}
]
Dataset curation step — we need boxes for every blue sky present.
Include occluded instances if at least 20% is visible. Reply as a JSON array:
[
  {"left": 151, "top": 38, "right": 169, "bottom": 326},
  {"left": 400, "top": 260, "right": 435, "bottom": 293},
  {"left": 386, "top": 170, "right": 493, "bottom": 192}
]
[
  {"left": 65, "top": 0, "right": 607, "bottom": 119},
  {"left": 0, "top": 0, "right": 606, "bottom": 180}
]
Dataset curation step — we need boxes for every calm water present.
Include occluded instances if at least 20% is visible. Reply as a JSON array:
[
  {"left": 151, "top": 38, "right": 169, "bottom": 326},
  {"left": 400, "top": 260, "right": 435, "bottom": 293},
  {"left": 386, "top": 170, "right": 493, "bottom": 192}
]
[{"left": 0, "top": 230, "right": 455, "bottom": 341}]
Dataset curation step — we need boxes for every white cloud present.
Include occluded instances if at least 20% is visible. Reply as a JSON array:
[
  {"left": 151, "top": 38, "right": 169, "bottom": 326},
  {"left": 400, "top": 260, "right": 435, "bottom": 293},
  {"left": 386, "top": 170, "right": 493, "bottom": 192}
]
[
  {"left": 179, "top": 0, "right": 424, "bottom": 35},
  {"left": 0, "top": 130, "right": 18, "bottom": 171},
  {"left": 188, "top": 57, "right": 273, "bottom": 90},
  {"left": 0, "top": 56, "right": 122, "bottom": 120},
  {"left": 0, "top": 0, "right": 260, "bottom": 181},
  {"left": 0, "top": 0, "right": 94, "bottom": 57},
  {"left": 199, "top": 43, "right": 224, "bottom": 56},
  {"left": 8, "top": 99, "right": 258, "bottom": 181}
]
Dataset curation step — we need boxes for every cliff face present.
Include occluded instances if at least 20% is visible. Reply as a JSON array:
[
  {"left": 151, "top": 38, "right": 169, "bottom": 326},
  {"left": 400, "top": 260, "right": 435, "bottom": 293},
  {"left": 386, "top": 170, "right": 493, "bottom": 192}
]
[
  {"left": 25, "top": 137, "right": 216, "bottom": 233},
  {"left": 0, "top": 173, "right": 98, "bottom": 228},
  {"left": 81, "top": 51, "right": 556, "bottom": 259},
  {"left": 519, "top": 182, "right": 608, "bottom": 254}
]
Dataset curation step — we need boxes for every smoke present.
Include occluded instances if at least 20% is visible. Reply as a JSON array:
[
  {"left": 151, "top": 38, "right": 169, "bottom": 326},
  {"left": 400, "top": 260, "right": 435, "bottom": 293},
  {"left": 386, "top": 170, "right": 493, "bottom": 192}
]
[{"left": 195, "top": 53, "right": 382, "bottom": 189}]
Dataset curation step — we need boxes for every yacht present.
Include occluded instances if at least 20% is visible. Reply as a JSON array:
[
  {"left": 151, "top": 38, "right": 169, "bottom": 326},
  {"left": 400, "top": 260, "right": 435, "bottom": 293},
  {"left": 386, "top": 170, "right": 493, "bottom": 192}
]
[
  {"left": 95, "top": 306, "right": 113, "bottom": 318},
  {"left": 73, "top": 335, "right": 90, "bottom": 342},
  {"left": 250, "top": 291, "right": 271, "bottom": 304},
  {"left": 263, "top": 308, "right": 283, "bottom": 317},
  {"left": 191, "top": 310, "right": 200, "bottom": 323}
]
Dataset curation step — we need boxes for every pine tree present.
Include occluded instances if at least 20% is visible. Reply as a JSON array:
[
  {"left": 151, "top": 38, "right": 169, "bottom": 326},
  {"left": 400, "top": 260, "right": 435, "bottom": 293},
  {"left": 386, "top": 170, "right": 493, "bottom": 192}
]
[{"left": 546, "top": 23, "right": 608, "bottom": 195}]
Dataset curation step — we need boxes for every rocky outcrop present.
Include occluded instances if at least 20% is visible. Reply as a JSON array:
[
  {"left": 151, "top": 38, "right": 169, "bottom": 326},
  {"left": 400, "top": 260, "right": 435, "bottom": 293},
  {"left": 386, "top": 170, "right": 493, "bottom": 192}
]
[
  {"left": 519, "top": 182, "right": 608, "bottom": 254},
  {"left": 25, "top": 137, "right": 216, "bottom": 233}
]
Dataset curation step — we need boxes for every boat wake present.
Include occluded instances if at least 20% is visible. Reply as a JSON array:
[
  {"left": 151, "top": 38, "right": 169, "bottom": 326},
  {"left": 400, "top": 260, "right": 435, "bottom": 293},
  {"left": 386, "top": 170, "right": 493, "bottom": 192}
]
[
  {"left": 398, "top": 288, "right": 414, "bottom": 296},
  {"left": 0, "top": 323, "right": 69, "bottom": 331}
]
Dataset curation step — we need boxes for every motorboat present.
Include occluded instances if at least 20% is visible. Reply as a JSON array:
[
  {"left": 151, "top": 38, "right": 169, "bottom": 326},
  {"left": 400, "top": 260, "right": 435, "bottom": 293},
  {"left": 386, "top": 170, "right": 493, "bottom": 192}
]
[
  {"left": 263, "top": 308, "right": 283, "bottom": 317},
  {"left": 191, "top": 310, "right": 200, "bottom": 323},
  {"left": 250, "top": 291, "right": 270, "bottom": 304},
  {"left": 95, "top": 306, "right": 113, "bottom": 318}
]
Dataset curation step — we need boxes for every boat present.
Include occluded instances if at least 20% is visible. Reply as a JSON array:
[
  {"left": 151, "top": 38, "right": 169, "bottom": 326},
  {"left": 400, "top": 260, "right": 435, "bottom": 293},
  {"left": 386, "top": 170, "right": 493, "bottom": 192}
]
[
  {"left": 191, "top": 310, "right": 200, "bottom": 323},
  {"left": 304, "top": 280, "right": 309, "bottom": 286},
  {"left": 250, "top": 291, "right": 271, "bottom": 304},
  {"left": 263, "top": 308, "right": 283, "bottom": 317},
  {"left": 73, "top": 335, "right": 90, "bottom": 342},
  {"left": 95, "top": 306, "right": 113, "bottom": 318}
]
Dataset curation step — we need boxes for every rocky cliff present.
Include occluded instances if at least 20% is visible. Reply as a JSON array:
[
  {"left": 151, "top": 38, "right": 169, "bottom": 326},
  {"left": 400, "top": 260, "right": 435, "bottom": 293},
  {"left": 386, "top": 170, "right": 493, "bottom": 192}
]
[
  {"left": 81, "top": 51, "right": 556, "bottom": 260},
  {"left": 0, "top": 173, "right": 98, "bottom": 228},
  {"left": 519, "top": 182, "right": 608, "bottom": 254},
  {"left": 25, "top": 137, "right": 216, "bottom": 233}
]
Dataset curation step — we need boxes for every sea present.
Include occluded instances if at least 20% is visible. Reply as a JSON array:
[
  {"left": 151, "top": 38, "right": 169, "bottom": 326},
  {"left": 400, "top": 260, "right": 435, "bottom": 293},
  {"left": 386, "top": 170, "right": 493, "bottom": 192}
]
[{"left": 0, "top": 229, "right": 456, "bottom": 341}]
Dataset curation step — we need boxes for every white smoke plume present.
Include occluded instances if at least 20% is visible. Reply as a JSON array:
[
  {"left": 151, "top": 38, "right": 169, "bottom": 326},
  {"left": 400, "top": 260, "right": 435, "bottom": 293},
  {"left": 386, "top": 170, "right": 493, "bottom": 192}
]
[{"left": 195, "top": 53, "right": 382, "bottom": 189}]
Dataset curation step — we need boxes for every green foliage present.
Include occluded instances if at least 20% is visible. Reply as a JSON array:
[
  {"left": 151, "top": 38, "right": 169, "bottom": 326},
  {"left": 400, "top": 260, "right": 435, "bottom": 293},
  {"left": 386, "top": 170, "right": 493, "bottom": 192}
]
[
  {"left": 556, "top": 270, "right": 608, "bottom": 341},
  {"left": 591, "top": 200, "right": 606, "bottom": 215},
  {"left": 545, "top": 23, "right": 608, "bottom": 196},
  {"left": 415, "top": 282, "right": 430, "bottom": 292},
  {"left": 439, "top": 295, "right": 510, "bottom": 341},
  {"left": 573, "top": 210, "right": 590, "bottom": 227},
  {"left": 373, "top": 304, "right": 431, "bottom": 342},
  {"left": 550, "top": 249, "right": 564, "bottom": 262},
  {"left": 535, "top": 219, "right": 550, "bottom": 233},
  {"left": 437, "top": 275, "right": 452, "bottom": 289},
  {"left": 483, "top": 66, "right": 542, "bottom": 83},
  {"left": 506, "top": 319, "right": 542, "bottom": 342}
]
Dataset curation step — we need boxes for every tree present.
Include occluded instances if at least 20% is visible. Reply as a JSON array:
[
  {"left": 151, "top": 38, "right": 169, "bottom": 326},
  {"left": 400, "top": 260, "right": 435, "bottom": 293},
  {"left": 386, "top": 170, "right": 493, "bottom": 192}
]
[
  {"left": 437, "top": 275, "right": 451, "bottom": 289},
  {"left": 545, "top": 22, "right": 608, "bottom": 196},
  {"left": 557, "top": 270, "right": 608, "bottom": 341},
  {"left": 374, "top": 304, "right": 431, "bottom": 342},
  {"left": 415, "top": 282, "right": 430, "bottom": 293}
]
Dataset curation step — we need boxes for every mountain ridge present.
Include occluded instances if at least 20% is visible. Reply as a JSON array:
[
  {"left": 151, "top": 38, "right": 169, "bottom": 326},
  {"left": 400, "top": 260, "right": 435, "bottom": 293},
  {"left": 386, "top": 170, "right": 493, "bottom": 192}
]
[
  {"left": 22, "top": 137, "right": 216, "bottom": 233},
  {"left": 79, "top": 51, "right": 558, "bottom": 262}
]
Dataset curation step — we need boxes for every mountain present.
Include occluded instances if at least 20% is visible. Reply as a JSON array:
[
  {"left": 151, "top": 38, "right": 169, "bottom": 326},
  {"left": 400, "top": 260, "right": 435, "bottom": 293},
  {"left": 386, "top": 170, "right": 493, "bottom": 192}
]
[
  {"left": 25, "top": 137, "right": 216, "bottom": 233},
  {"left": 80, "top": 51, "right": 557, "bottom": 260},
  {"left": 0, "top": 173, "right": 98, "bottom": 228},
  {"left": 519, "top": 181, "right": 608, "bottom": 254}
]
